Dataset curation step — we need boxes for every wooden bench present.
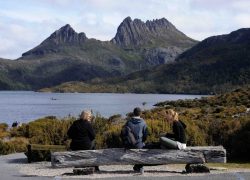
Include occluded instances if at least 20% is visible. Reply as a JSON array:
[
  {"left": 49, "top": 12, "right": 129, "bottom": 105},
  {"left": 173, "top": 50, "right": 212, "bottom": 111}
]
[
  {"left": 26, "top": 144, "right": 66, "bottom": 163},
  {"left": 51, "top": 146, "right": 226, "bottom": 169}
]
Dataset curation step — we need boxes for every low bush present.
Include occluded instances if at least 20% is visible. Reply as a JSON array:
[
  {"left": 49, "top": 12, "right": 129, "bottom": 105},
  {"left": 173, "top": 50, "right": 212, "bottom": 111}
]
[{"left": 0, "top": 140, "right": 15, "bottom": 155}]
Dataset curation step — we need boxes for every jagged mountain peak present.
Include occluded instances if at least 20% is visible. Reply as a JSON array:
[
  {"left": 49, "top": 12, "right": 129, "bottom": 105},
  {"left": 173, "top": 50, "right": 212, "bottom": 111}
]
[
  {"left": 21, "top": 17, "right": 196, "bottom": 61},
  {"left": 118, "top": 17, "right": 144, "bottom": 28},
  {"left": 111, "top": 17, "right": 195, "bottom": 47},
  {"left": 43, "top": 24, "right": 87, "bottom": 45},
  {"left": 146, "top": 18, "right": 174, "bottom": 28},
  {"left": 21, "top": 24, "right": 88, "bottom": 57},
  {"left": 120, "top": 17, "right": 172, "bottom": 27},
  {"left": 54, "top": 24, "right": 77, "bottom": 36},
  {"left": 123, "top": 16, "right": 133, "bottom": 22},
  {"left": 146, "top": 17, "right": 170, "bottom": 24},
  {"left": 60, "top": 24, "right": 72, "bottom": 29}
]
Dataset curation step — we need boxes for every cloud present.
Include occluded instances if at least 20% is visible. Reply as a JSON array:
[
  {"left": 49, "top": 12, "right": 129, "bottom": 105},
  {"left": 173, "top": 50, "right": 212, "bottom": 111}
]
[
  {"left": 0, "top": 14, "right": 66, "bottom": 59},
  {"left": 234, "top": 14, "right": 250, "bottom": 27}
]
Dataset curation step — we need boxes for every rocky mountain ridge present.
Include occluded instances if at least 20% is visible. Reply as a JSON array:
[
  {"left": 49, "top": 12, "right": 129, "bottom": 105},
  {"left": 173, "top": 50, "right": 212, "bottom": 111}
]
[
  {"left": 45, "top": 28, "right": 250, "bottom": 94},
  {"left": 22, "top": 24, "right": 88, "bottom": 57},
  {"left": 111, "top": 17, "right": 196, "bottom": 48},
  {"left": 0, "top": 17, "right": 197, "bottom": 90},
  {"left": 44, "top": 24, "right": 88, "bottom": 45}
]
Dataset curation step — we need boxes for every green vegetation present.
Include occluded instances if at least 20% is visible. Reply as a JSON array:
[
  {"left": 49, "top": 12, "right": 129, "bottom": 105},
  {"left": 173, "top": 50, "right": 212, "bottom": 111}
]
[
  {"left": 155, "top": 86, "right": 250, "bottom": 160},
  {"left": 39, "top": 81, "right": 130, "bottom": 93},
  {"left": 0, "top": 87, "right": 250, "bottom": 163}
]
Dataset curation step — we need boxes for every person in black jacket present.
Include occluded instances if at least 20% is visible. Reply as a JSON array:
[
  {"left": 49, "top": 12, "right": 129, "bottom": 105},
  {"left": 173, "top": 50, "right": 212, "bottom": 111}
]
[
  {"left": 160, "top": 109, "right": 187, "bottom": 150},
  {"left": 67, "top": 110, "right": 95, "bottom": 150},
  {"left": 67, "top": 110, "right": 99, "bottom": 171}
]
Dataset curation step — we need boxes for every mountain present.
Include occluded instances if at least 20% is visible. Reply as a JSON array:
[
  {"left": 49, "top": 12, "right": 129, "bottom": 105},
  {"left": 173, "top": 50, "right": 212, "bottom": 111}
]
[
  {"left": 123, "top": 28, "right": 250, "bottom": 94},
  {"left": 111, "top": 17, "right": 195, "bottom": 48},
  {"left": 0, "top": 59, "right": 26, "bottom": 90},
  {"left": 111, "top": 17, "right": 197, "bottom": 65},
  {"left": 21, "top": 17, "right": 197, "bottom": 65},
  {"left": 44, "top": 28, "right": 250, "bottom": 94},
  {"left": 22, "top": 24, "right": 87, "bottom": 57},
  {"left": 0, "top": 17, "right": 196, "bottom": 90}
]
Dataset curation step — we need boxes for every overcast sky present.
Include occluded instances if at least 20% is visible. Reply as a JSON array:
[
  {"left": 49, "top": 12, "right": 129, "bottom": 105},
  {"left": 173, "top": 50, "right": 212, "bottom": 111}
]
[{"left": 0, "top": 0, "right": 250, "bottom": 59}]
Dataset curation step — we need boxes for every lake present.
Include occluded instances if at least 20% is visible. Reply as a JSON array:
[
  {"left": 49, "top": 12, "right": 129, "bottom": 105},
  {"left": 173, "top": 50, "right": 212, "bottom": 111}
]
[{"left": 0, "top": 91, "right": 205, "bottom": 124}]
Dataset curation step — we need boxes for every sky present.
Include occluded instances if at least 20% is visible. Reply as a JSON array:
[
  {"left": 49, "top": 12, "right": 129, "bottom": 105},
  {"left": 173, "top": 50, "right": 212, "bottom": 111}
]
[{"left": 0, "top": 0, "right": 250, "bottom": 59}]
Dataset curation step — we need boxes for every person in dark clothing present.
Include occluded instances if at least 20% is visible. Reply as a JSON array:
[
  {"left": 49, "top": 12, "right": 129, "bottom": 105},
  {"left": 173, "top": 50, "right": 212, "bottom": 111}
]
[
  {"left": 160, "top": 109, "right": 187, "bottom": 149},
  {"left": 122, "top": 107, "right": 148, "bottom": 172},
  {"left": 67, "top": 110, "right": 99, "bottom": 171},
  {"left": 123, "top": 108, "right": 148, "bottom": 149},
  {"left": 67, "top": 110, "right": 95, "bottom": 150},
  {"left": 12, "top": 121, "right": 18, "bottom": 128}
]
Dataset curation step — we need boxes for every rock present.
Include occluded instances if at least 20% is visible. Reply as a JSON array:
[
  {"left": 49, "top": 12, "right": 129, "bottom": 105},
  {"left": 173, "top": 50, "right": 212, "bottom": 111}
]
[
  {"left": 44, "top": 24, "right": 87, "bottom": 45},
  {"left": 111, "top": 17, "right": 196, "bottom": 48},
  {"left": 144, "top": 47, "right": 182, "bottom": 66},
  {"left": 185, "top": 163, "right": 210, "bottom": 173},
  {"left": 108, "top": 56, "right": 125, "bottom": 67},
  {"left": 73, "top": 167, "right": 95, "bottom": 175}
]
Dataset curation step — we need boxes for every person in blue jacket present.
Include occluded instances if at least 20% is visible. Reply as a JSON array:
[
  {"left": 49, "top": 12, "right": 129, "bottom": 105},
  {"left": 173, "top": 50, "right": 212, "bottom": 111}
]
[{"left": 122, "top": 107, "right": 148, "bottom": 172}]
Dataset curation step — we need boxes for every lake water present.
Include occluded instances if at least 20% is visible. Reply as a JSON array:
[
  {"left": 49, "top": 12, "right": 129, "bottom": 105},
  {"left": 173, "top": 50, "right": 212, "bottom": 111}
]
[{"left": 0, "top": 91, "right": 205, "bottom": 124}]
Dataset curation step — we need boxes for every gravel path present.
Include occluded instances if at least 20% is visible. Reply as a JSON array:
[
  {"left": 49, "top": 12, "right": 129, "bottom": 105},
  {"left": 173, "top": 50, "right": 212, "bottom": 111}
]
[
  {"left": 1, "top": 153, "right": 250, "bottom": 180},
  {"left": 0, "top": 153, "right": 51, "bottom": 180}
]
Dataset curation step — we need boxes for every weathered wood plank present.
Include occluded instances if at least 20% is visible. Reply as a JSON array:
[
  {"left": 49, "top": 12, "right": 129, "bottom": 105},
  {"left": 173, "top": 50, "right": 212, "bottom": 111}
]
[
  {"left": 51, "top": 146, "right": 226, "bottom": 168},
  {"left": 186, "top": 146, "right": 226, "bottom": 163},
  {"left": 51, "top": 148, "right": 204, "bottom": 168}
]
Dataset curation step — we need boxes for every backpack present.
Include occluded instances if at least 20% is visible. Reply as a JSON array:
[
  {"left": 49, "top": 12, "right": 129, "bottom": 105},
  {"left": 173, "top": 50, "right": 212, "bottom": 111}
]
[{"left": 121, "top": 125, "right": 137, "bottom": 148}]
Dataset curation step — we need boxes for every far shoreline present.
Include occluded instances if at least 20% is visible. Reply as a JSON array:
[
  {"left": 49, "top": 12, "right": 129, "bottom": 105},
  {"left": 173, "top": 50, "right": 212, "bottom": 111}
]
[{"left": 0, "top": 90, "right": 211, "bottom": 96}]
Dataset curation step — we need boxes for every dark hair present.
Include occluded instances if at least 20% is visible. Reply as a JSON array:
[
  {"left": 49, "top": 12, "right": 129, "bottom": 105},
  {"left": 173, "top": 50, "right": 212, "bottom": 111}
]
[{"left": 133, "top": 107, "right": 141, "bottom": 116}]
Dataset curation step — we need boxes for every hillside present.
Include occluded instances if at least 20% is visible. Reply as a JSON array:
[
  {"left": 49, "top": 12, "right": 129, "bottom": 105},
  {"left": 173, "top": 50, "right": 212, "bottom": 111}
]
[
  {"left": 118, "top": 28, "right": 250, "bottom": 94},
  {"left": 0, "top": 17, "right": 196, "bottom": 90},
  {"left": 155, "top": 86, "right": 250, "bottom": 107},
  {"left": 154, "top": 86, "right": 250, "bottom": 160},
  {"left": 47, "top": 28, "right": 250, "bottom": 94}
]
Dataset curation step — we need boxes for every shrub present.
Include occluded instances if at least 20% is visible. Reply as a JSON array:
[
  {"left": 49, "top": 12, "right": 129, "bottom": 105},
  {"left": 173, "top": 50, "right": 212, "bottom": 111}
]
[
  {"left": 0, "top": 140, "right": 15, "bottom": 155},
  {"left": 10, "top": 137, "right": 29, "bottom": 152},
  {"left": 0, "top": 123, "right": 9, "bottom": 138},
  {"left": 229, "top": 120, "right": 250, "bottom": 161}
]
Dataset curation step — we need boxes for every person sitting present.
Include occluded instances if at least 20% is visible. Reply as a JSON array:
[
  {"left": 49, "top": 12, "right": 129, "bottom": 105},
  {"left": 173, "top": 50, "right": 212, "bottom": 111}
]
[
  {"left": 160, "top": 109, "right": 187, "bottom": 150},
  {"left": 67, "top": 110, "right": 99, "bottom": 171},
  {"left": 12, "top": 121, "right": 18, "bottom": 128},
  {"left": 121, "top": 107, "right": 148, "bottom": 172}
]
